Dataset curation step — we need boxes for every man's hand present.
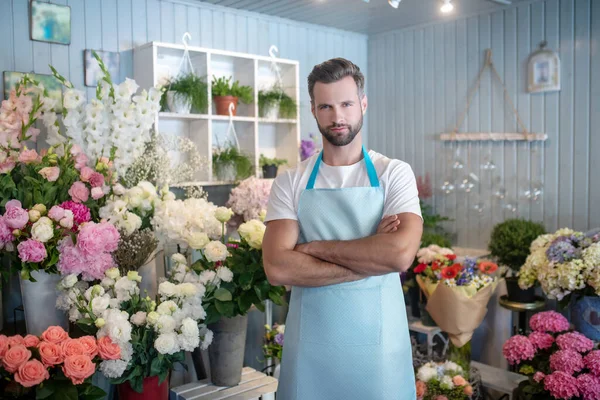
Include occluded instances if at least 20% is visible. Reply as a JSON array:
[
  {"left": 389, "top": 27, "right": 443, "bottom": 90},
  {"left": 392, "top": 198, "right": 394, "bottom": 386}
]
[{"left": 376, "top": 214, "right": 400, "bottom": 234}]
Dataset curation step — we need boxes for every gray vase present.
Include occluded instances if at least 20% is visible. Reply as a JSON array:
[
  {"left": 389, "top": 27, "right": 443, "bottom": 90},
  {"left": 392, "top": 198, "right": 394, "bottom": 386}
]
[
  {"left": 19, "top": 270, "right": 68, "bottom": 336},
  {"left": 208, "top": 314, "right": 248, "bottom": 387}
]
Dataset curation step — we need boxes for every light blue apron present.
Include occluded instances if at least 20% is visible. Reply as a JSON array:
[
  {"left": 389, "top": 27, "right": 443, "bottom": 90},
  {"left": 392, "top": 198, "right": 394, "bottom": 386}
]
[{"left": 276, "top": 146, "right": 416, "bottom": 399}]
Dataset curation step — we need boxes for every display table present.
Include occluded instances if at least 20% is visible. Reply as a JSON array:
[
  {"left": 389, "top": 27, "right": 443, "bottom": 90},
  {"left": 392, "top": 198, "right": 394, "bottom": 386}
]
[
  {"left": 170, "top": 367, "right": 278, "bottom": 400},
  {"left": 471, "top": 361, "right": 527, "bottom": 400},
  {"left": 498, "top": 295, "right": 546, "bottom": 335},
  {"left": 408, "top": 316, "right": 449, "bottom": 357}
]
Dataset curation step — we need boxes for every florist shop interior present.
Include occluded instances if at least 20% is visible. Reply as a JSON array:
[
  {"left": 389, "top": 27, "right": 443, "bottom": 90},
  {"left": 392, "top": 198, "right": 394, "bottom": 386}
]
[{"left": 0, "top": 0, "right": 599, "bottom": 399}]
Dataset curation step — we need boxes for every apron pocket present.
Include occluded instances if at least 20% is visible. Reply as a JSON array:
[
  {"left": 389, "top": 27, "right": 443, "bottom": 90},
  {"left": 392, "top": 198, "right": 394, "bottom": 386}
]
[{"left": 299, "top": 286, "right": 382, "bottom": 346}]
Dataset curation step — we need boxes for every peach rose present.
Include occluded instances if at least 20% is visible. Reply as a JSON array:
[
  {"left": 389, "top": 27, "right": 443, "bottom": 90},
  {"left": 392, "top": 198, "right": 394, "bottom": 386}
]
[
  {"left": 62, "top": 355, "right": 96, "bottom": 385},
  {"left": 97, "top": 336, "right": 121, "bottom": 360},
  {"left": 38, "top": 166, "right": 60, "bottom": 182},
  {"left": 7, "top": 335, "right": 25, "bottom": 348},
  {"left": 61, "top": 338, "right": 86, "bottom": 357},
  {"left": 78, "top": 336, "right": 98, "bottom": 358},
  {"left": 23, "top": 335, "right": 40, "bottom": 348},
  {"left": 41, "top": 326, "right": 69, "bottom": 344},
  {"left": 464, "top": 385, "right": 473, "bottom": 396},
  {"left": 453, "top": 375, "right": 468, "bottom": 386},
  {"left": 38, "top": 341, "right": 63, "bottom": 367},
  {"left": 0, "top": 335, "right": 8, "bottom": 359},
  {"left": 14, "top": 359, "right": 49, "bottom": 387},
  {"left": 2, "top": 345, "right": 32, "bottom": 373},
  {"left": 416, "top": 380, "right": 427, "bottom": 397}
]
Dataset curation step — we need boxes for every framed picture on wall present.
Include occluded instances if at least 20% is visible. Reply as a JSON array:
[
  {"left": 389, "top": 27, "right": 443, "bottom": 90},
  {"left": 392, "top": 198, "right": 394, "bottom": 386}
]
[
  {"left": 30, "top": 1, "right": 71, "bottom": 45},
  {"left": 84, "top": 50, "right": 120, "bottom": 87},
  {"left": 527, "top": 41, "right": 560, "bottom": 93},
  {"left": 3, "top": 71, "right": 63, "bottom": 112}
]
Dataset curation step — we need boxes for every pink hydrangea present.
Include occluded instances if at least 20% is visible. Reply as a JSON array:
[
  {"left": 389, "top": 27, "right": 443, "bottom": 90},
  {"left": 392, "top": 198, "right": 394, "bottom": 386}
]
[
  {"left": 550, "top": 350, "right": 584, "bottom": 375},
  {"left": 530, "top": 311, "right": 570, "bottom": 333},
  {"left": 533, "top": 371, "right": 546, "bottom": 383},
  {"left": 3, "top": 200, "right": 29, "bottom": 229},
  {"left": 503, "top": 335, "right": 536, "bottom": 365},
  {"left": 577, "top": 374, "right": 600, "bottom": 400},
  {"left": 556, "top": 332, "right": 595, "bottom": 353},
  {"left": 77, "top": 222, "right": 119, "bottom": 256},
  {"left": 59, "top": 201, "right": 91, "bottom": 227},
  {"left": 17, "top": 239, "right": 47, "bottom": 263},
  {"left": 544, "top": 371, "right": 579, "bottom": 399},
  {"left": 585, "top": 351, "right": 600, "bottom": 377},
  {"left": 529, "top": 331, "right": 555, "bottom": 350},
  {"left": 226, "top": 177, "right": 273, "bottom": 222},
  {"left": 68, "top": 181, "right": 89, "bottom": 203}
]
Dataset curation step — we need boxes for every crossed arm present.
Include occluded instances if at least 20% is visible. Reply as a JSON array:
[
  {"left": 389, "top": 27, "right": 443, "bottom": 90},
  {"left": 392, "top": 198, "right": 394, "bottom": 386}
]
[{"left": 262, "top": 213, "right": 423, "bottom": 288}]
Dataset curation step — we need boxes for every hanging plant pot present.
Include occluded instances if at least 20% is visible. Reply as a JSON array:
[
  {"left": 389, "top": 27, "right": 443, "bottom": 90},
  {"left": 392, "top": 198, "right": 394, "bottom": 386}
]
[
  {"left": 505, "top": 277, "right": 536, "bottom": 303},
  {"left": 214, "top": 163, "right": 237, "bottom": 182},
  {"left": 214, "top": 96, "right": 238, "bottom": 116},
  {"left": 259, "top": 103, "right": 279, "bottom": 120},
  {"left": 166, "top": 91, "right": 192, "bottom": 114},
  {"left": 262, "top": 164, "right": 278, "bottom": 179}
]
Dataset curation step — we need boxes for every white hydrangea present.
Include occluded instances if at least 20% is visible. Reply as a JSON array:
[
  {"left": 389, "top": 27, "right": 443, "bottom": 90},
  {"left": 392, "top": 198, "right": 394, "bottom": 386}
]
[
  {"left": 440, "top": 375, "right": 454, "bottom": 390},
  {"left": 155, "top": 332, "right": 180, "bottom": 355},
  {"left": 416, "top": 365, "right": 437, "bottom": 382},
  {"left": 100, "top": 359, "right": 129, "bottom": 378}
]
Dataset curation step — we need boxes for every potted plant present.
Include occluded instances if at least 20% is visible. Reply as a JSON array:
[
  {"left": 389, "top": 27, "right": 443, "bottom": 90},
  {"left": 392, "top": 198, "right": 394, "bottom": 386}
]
[
  {"left": 162, "top": 73, "right": 208, "bottom": 114},
  {"left": 211, "top": 76, "right": 253, "bottom": 116},
  {"left": 259, "top": 155, "right": 287, "bottom": 179},
  {"left": 212, "top": 146, "right": 253, "bottom": 182},
  {"left": 258, "top": 86, "right": 297, "bottom": 120},
  {"left": 488, "top": 219, "right": 546, "bottom": 303}
]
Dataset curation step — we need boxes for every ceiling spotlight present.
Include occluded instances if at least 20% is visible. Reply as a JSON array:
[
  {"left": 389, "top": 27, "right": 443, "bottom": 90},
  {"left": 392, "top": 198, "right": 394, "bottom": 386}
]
[
  {"left": 440, "top": 0, "right": 454, "bottom": 13},
  {"left": 388, "top": 0, "right": 400, "bottom": 8}
]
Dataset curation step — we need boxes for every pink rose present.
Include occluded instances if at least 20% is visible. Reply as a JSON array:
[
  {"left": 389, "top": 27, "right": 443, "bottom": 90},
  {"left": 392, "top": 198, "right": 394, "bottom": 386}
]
[
  {"left": 453, "top": 375, "right": 468, "bottom": 386},
  {"left": 38, "top": 166, "right": 60, "bottom": 182},
  {"left": 78, "top": 336, "right": 98, "bottom": 358},
  {"left": 97, "top": 336, "right": 121, "bottom": 360},
  {"left": 2, "top": 345, "right": 31, "bottom": 373},
  {"left": 7, "top": 335, "right": 25, "bottom": 348},
  {"left": 48, "top": 206, "right": 65, "bottom": 222},
  {"left": 14, "top": 359, "right": 49, "bottom": 387},
  {"left": 3, "top": 203, "right": 29, "bottom": 229},
  {"left": 62, "top": 355, "right": 96, "bottom": 385},
  {"left": 38, "top": 341, "right": 63, "bottom": 367},
  {"left": 68, "top": 181, "right": 89, "bottom": 203},
  {"left": 88, "top": 172, "right": 104, "bottom": 188},
  {"left": 91, "top": 187, "right": 104, "bottom": 200},
  {"left": 17, "top": 239, "right": 47, "bottom": 263},
  {"left": 18, "top": 149, "right": 39, "bottom": 164},
  {"left": 0, "top": 335, "right": 8, "bottom": 359},
  {"left": 74, "top": 153, "right": 88, "bottom": 171},
  {"left": 79, "top": 167, "right": 94, "bottom": 182},
  {"left": 23, "top": 335, "right": 40, "bottom": 348},
  {"left": 41, "top": 326, "right": 69, "bottom": 345},
  {"left": 61, "top": 338, "right": 87, "bottom": 358}
]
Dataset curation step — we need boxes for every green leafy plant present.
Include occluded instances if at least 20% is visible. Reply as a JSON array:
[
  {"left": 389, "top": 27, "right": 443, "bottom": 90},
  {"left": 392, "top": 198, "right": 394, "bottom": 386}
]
[
  {"left": 488, "top": 219, "right": 546, "bottom": 274},
  {"left": 212, "top": 146, "right": 253, "bottom": 181},
  {"left": 259, "top": 154, "right": 287, "bottom": 168},
  {"left": 211, "top": 76, "right": 253, "bottom": 104},
  {"left": 162, "top": 73, "right": 208, "bottom": 113},
  {"left": 258, "top": 87, "right": 297, "bottom": 119}
]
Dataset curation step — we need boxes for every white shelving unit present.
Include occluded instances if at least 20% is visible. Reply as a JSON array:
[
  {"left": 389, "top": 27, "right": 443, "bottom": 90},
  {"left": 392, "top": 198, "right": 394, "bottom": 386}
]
[{"left": 133, "top": 41, "right": 301, "bottom": 186}]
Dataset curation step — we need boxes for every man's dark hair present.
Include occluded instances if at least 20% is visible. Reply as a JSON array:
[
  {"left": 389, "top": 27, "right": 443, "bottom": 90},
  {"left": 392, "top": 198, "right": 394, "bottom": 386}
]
[{"left": 307, "top": 58, "right": 365, "bottom": 103}]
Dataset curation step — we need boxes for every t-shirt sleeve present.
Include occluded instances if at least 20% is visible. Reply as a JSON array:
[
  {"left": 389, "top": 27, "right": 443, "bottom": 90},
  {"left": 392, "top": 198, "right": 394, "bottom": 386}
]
[
  {"left": 265, "top": 171, "right": 298, "bottom": 222},
  {"left": 383, "top": 161, "right": 423, "bottom": 219}
]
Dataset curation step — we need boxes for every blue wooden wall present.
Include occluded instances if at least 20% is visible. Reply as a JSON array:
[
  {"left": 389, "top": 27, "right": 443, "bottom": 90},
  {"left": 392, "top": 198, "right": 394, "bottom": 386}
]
[
  {"left": 368, "top": 0, "right": 599, "bottom": 248},
  {"left": 0, "top": 0, "right": 368, "bottom": 142}
]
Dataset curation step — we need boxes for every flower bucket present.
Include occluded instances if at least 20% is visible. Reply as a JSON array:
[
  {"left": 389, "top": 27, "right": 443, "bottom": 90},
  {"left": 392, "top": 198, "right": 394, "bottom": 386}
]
[
  {"left": 570, "top": 296, "right": 600, "bottom": 341},
  {"left": 166, "top": 91, "right": 192, "bottom": 114},
  {"left": 138, "top": 249, "right": 165, "bottom": 300},
  {"left": 19, "top": 270, "right": 68, "bottom": 336},
  {"left": 117, "top": 375, "right": 168, "bottom": 400},
  {"left": 208, "top": 314, "right": 248, "bottom": 386}
]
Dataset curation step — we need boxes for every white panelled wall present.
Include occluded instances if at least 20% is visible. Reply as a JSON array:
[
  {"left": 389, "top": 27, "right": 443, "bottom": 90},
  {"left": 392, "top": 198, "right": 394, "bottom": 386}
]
[
  {"left": 0, "top": 0, "right": 368, "bottom": 144},
  {"left": 369, "top": 0, "right": 599, "bottom": 249}
]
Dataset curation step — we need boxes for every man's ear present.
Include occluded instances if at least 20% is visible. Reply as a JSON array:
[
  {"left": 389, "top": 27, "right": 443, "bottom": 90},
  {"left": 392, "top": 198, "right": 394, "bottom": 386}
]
[
  {"left": 310, "top": 101, "right": 316, "bottom": 118},
  {"left": 361, "top": 95, "right": 368, "bottom": 114}
]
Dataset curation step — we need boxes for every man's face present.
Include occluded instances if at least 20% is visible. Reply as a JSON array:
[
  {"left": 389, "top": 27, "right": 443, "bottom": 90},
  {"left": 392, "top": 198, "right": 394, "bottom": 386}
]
[{"left": 311, "top": 76, "right": 367, "bottom": 147}]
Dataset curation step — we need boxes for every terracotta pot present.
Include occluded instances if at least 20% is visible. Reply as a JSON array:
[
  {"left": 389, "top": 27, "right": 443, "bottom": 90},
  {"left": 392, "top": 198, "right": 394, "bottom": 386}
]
[
  {"left": 117, "top": 375, "right": 168, "bottom": 400},
  {"left": 214, "top": 96, "right": 238, "bottom": 116}
]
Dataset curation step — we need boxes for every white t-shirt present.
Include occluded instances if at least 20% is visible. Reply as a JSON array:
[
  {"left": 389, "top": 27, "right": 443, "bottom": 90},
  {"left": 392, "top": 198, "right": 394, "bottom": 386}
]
[{"left": 265, "top": 150, "right": 422, "bottom": 222}]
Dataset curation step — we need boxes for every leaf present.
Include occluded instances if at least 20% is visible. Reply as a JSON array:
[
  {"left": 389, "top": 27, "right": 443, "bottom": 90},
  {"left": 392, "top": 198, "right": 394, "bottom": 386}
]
[
  {"left": 36, "top": 382, "right": 56, "bottom": 399},
  {"left": 214, "top": 287, "right": 232, "bottom": 302},
  {"left": 239, "top": 271, "right": 254, "bottom": 290},
  {"left": 238, "top": 290, "right": 257, "bottom": 314},
  {"left": 215, "top": 300, "right": 235, "bottom": 317},
  {"left": 159, "top": 369, "right": 169, "bottom": 385},
  {"left": 150, "top": 356, "right": 164, "bottom": 376},
  {"left": 254, "top": 281, "right": 271, "bottom": 301},
  {"left": 254, "top": 301, "right": 265, "bottom": 312},
  {"left": 54, "top": 383, "right": 78, "bottom": 400},
  {"left": 268, "top": 289, "right": 285, "bottom": 306},
  {"left": 80, "top": 385, "right": 107, "bottom": 400}
]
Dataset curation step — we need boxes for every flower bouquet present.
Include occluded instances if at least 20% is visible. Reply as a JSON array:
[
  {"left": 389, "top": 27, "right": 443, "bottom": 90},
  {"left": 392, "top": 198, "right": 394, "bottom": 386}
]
[
  {"left": 415, "top": 361, "right": 474, "bottom": 400},
  {"left": 299, "top": 133, "right": 320, "bottom": 161},
  {"left": 0, "top": 326, "right": 119, "bottom": 400},
  {"left": 503, "top": 310, "right": 600, "bottom": 400},
  {"left": 263, "top": 323, "right": 284, "bottom": 363}
]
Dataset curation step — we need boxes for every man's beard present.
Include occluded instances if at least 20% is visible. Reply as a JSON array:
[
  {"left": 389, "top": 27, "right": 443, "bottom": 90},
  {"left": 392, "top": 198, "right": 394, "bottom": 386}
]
[{"left": 317, "top": 114, "right": 363, "bottom": 147}]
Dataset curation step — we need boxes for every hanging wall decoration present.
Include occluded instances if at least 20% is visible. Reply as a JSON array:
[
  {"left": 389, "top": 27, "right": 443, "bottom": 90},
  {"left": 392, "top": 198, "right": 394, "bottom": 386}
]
[
  {"left": 30, "top": 1, "right": 71, "bottom": 45},
  {"left": 527, "top": 41, "right": 560, "bottom": 94}
]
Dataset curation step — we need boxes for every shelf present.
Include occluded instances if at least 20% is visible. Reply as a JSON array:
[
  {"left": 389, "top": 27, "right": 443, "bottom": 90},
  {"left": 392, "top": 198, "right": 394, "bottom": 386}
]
[
  {"left": 258, "top": 118, "right": 298, "bottom": 124},
  {"left": 170, "top": 180, "right": 237, "bottom": 187},
  {"left": 159, "top": 112, "right": 210, "bottom": 120}
]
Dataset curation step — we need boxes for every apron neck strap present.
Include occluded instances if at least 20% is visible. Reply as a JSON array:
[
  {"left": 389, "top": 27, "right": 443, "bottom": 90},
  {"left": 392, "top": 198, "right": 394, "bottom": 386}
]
[{"left": 306, "top": 146, "right": 380, "bottom": 189}]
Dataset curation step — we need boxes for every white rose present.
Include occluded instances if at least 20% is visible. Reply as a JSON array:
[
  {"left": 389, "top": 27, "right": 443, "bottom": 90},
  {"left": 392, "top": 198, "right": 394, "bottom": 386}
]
[
  {"left": 216, "top": 266, "right": 233, "bottom": 283},
  {"left": 203, "top": 241, "right": 228, "bottom": 262},
  {"left": 105, "top": 268, "right": 120, "bottom": 280},
  {"left": 186, "top": 231, "right": 210, "bottom": 250},
  {"left": 215, "top": 207, "right": 234, "bottom": 223},
  {"left": 130, "top": 311, "right": 147, "bottom": 326},
  {"left": 238, "top": 220, "right": 266, "bottom": 250},
  {"left": 159, "top": 281, "right": 177, "bottom": 298},
  {"left": 171, "top": 253, "right": 187, "bottom": 266},
  {"left": 127, "top": 271, "right": 142, "bottom": 282},
  {"left": 91, "top": 295, "right": 110, "bottom": 316},
  {"left": 31, "top": 217, "right": 54, "bottom": 242},
  {"left": 154, "top": 332, "right": 179, "bottom": 355},
  {"left": 61, "top": 274, "right": 78, "bottom": 289}
]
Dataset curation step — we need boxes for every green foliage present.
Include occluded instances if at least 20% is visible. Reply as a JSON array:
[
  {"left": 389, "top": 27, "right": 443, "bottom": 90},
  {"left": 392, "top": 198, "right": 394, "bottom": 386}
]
[
  {"left": 162, "top": 73, "right": 208, "bottom": 113},
  {"left": 212, "top": 146, "right": 253, "bottom": 181},
  {"left": 258, "top": 86, "right": 297, "bottom": 119},
  {"left": 488, "top": 219, "right": 546, "bottom": 271},
  {"left": 211, "top": 76, "right": 253, "bottom": 104},
  {"left": 259, "top": 154, "right": 287, "bottom": 168}
]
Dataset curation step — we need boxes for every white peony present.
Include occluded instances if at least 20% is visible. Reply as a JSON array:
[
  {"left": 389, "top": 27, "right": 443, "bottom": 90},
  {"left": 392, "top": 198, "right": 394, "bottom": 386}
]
[
  {"left": 178, "top": 333, "right": 200, "bottom": 352},
  {"left": 100, "top": 359, "right": 128, "bottom": 378},
  {"left": 61, "top": 274, "right": 78, "bottom": 289},
  {"left": 199, "top": 270, "right": 217, "bottom": 285},
  {"left": 31, "top": 217, "right": 54, "bottom": 242},
  {"left": 237, "top": 220, "right": 266, "bottom": 250},
  {"left": 130, "top": 311, "right": 147, "bottom": 326},
  {"left": 216, "top": 267, "right": 233, "bottom": 283},
  {"left": 28, "top": 210, "right": 41, "bottom": 222},
  {"left": 178, "top": 283, "right": 197, "bottom": 297},
  {"left": 203, "top": 241, "right": 228, "bottom": 262},
  {"left": 155, "top": 332, "right": 180, "bottom": 355},
  {"left": 200, "top": 328, "right": 213, "bottom": 350}
]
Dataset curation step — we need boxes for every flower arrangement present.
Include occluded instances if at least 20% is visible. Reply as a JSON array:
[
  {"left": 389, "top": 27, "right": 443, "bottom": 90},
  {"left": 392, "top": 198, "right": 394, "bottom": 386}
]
[
  {"left": 55, "top": 267, "right": 212, "bottom": 393},
  {"left": 502, "top": 310, "right": 600, "bottom": 400},
  {"left": 0, "top": 326, "right": 118, "bottom": 399},
  {"left": 518, "top": 228, "right": 600, "bottom": 305},
  {"left": 415, "top": 361, "right": 473, "bottom": 400},
  {"left": 299, "top": 133, "right": 320, "bottom": 161},
  {"left": 226, "top": 176, "right": 272, "bottom": 222},
  {"left": 263, "top": 323, "right": 285, "bottom": 362}
]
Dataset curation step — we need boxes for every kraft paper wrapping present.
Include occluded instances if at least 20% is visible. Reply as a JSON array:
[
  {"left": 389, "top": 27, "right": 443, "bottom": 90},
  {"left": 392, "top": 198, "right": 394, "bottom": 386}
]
[{"left": 416, "top": 275, "right": 498, "bottom": 347}]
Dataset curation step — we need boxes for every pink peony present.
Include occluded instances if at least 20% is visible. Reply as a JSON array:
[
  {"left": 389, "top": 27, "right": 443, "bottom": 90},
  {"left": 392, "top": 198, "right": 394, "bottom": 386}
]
[
  {"left": 18, "top": 149, "right": 39, "bottom": 164},
  {"left": 79, "top": 167, "right": 94, "bottom": 182},
  {"left": 3, "top": 201, "right": 29, "bottom": 229},
  {"left": 68, "top": 181, "right": 89, "bottom": 203},
  {"left": 80, "top": 251, "right": 115, "bottom": 281},
  {"left": 503, "top": 335, "right": 536, "bottom": 365},
  {"left": 59, "top": 201, "right": 91, "bottom": 227},
  {"left": 530, "top": 311, "right": 570, "bottom": 333},
  {"left": 88, "top": 172, "right": 104, "bottom": 188},
  {"left": 533, "top": 371, "right": 546, "bottom": 383},
  {"left": 578, "top": 374, "right": 600, "bottom": 400},
  {"left": 91, "top": 187, "right": 104, "bottom": 200},
  {"left": 57, "top": 237, "right": 85, "bottom": 276},
  {"left": 38, "top": 166, "right": 60, "bottom": 182},
  {"left": 550, "top": 349, "right": 584, "bottom": 375},
  {"left": 585, "top": 351, "right": 600, "bottom": 377},
  {"left": 48, "top": 206, "right": 65, "bottom": 222},
  {"left": 556, "top": 332, "right": 595, "bottom": 353},
  {"left": 77, "top": 222, "right": 119, "bottom": 256},
  {"left": 544, "top": 371, "right": 580, "bottom": 399},
  {"left": 74, "top": 153, "right": 89, "bottom": 171},
  {"left": 529, "top": 331, "right": 555, "bottom": 350},
  {"left": 0, "top": 216, "right": 15, "bottom": 248},
  {"left": 17, "top": 239, "right": 47, "bottom": 263}
]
